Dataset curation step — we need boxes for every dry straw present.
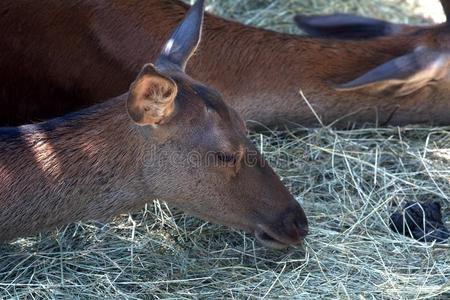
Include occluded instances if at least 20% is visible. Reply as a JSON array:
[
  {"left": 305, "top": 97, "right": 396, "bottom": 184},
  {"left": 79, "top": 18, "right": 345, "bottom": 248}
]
[{"left": 0, "top": 0, "right": 449, "bottom": 299}]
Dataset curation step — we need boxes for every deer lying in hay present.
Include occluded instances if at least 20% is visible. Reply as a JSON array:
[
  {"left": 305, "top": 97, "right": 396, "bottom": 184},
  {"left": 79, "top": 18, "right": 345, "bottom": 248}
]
[
  {"left": 0, "top": 0, "right": 449, "bottom": 127},
  {"left": 0, "top": 0, "right": 308, "bottom": 249}
]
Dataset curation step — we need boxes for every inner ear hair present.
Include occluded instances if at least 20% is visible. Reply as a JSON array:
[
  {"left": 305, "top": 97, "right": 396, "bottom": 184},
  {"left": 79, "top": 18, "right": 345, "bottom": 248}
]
[{"left": 127, "top": 64, "right": 178, "bottom": 126}]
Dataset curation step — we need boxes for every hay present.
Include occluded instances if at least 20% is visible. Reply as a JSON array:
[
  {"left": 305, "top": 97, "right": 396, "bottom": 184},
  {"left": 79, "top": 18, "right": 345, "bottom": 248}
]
[{"left": 1, "top": 0, "right": 449, "bottom": 299}]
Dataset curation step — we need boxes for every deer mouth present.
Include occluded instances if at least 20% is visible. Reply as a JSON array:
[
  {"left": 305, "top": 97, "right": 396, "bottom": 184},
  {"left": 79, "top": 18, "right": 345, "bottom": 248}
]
[{"left": 254, "top": 225, "right": 305, "bottom": 250}]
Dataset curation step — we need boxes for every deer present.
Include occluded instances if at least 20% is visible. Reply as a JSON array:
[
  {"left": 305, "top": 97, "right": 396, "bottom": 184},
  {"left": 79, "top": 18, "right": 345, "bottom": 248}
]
[
  {"left": 0, "top": 0, "right": 308, "bottom": 250},
  {"left": 1, "top": 0, "right": 450, "bottom": 128}
]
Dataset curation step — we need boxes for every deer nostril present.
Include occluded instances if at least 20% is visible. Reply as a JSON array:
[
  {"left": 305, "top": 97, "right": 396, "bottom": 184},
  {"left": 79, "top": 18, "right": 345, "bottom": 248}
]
[
  {"left": 283, "top": 207, "right": 309, "bottom": 240},
  {"left": 295, "top": 220, "right": 309, "bottom": 238},
  {"left": 254, "top": 205, "right": 309, "bottom": 249},
  {"left": 293, "top": 206, "right": 309, "bottom": 238}
]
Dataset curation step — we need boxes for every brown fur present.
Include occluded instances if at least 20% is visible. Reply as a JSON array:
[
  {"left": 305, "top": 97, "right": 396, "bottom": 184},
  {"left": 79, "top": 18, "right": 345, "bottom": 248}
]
[{"left": 0, "top": 0, "right": 450, "bottom": 128}]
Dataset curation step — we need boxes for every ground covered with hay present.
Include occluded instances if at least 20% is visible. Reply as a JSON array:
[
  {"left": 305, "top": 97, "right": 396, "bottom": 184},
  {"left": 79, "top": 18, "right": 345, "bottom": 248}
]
[{"left": 1, "top": 0, "right": 449, "bottom": 299}]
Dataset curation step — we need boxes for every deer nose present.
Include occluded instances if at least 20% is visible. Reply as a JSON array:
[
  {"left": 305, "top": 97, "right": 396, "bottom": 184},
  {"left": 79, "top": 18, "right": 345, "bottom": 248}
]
[
  {"left": 284, "top": 206, "right": 309, "bottom": 241},
  {"left": 255, "top": 205, "right": 308, "bottom": 249}
]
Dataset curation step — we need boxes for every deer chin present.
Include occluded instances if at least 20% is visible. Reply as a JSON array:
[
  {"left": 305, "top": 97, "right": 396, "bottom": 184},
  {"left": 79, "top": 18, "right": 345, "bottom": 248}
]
[{"left": 254, "top": 227, "right": 303, "bottom": 250}]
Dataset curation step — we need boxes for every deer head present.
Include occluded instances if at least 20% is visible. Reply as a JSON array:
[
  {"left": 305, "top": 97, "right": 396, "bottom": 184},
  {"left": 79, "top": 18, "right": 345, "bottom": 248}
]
[{"left": 125, "top": 0, "right": 308, "bottom": 248}]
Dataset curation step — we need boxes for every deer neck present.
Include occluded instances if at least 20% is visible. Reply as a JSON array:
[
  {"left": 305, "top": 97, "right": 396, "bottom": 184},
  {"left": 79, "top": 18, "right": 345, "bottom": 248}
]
[{"left": 0, "top": 96, "right": 154, "bottom": 241}]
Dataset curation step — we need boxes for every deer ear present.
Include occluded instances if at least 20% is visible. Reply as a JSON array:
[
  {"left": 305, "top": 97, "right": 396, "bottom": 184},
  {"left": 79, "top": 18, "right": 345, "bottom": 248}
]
[
  {"left": 127, "top": 64, "right": 177, "bottom": 126},
  {"left": 335, "top": 49, "right": 450, "bottom": 97},
  {"left": 294, "top": 13, "right": 401, "bottom": 39},
  {"left": 156, "top": 0, "right": 205, "bottom": 71},
  {"left": 441, "top": 0, "right": 450, "bottom": 22}
]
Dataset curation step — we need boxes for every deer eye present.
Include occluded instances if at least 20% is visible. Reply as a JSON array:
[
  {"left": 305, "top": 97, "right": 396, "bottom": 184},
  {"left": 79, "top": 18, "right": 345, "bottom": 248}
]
[{"left": 216, "top": 152, "right": 237, "bottom": 165}]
